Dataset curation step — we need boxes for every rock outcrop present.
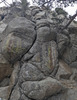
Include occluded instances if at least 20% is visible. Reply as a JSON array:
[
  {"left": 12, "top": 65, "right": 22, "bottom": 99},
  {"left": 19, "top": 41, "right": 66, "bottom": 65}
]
[{"left": 0, "top": 4, "right": 77, "bottom": 100}]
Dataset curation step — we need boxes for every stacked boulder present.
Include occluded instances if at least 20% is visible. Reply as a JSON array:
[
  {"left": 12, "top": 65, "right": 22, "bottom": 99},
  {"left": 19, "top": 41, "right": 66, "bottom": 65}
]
[{"left": 0, "top": 5, "right": 77, "bottom": 100}]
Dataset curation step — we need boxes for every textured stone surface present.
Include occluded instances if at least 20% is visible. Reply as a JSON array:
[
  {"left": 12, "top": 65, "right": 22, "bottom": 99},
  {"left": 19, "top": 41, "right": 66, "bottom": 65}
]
[
  {"left": 29, "top": 41, "right": 58, "bottom": 76},
  {"left": 1, "top": 17, "right": 36, "bottom": 63},
  {"left": 21, "top": 77, "right": 63, "bottom": 100},
  {"left": 19, "top": 63, "right": 45, "bottom": 82},
  {"left": 57, "top": 33, "right": 69, "bottom": 56},
  {"left": 8, "top": 62, "right": 20, "bottom": 100},
  {"left": 0, "top": 5, "right": 77, "bottom": 100},
  {"left": 56, "top": 60, "right": 72, "bottom": 79},
  {"left": 0, "top": 86, "right": 9, "bottom": 99},
  {"left": 10, "top": 84, "right": 20, "bottom": 100},
  {"left": 0, "top": 54, "right": 13, "bottom": 81}
]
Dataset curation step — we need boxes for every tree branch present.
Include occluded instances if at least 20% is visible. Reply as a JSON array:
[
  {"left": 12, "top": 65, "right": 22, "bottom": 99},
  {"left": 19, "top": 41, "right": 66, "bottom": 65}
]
[{"left": 62, "top": 11, "right": 77, "bottom": 30}]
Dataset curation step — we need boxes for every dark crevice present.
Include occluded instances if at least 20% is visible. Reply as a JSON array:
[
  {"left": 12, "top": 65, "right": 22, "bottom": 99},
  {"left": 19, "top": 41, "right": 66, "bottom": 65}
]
[{"left": 8, "top": 61, "right": 21, "bottom": 100}]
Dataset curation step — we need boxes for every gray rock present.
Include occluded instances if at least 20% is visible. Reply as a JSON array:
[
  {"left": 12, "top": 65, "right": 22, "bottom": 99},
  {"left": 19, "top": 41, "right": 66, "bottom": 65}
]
[
  {"left": 70, "top": 61, "right": 77, "bottom": 68},
  {"left": 22, "top": 52, "right": 34, "bottom": 61},
  {"left": 19, "top": 63, "right": 45, "bottom": 82},
  {"left": 56, "top": 60, "right": 72, "bottom": 80},
  {"left": 0, "top": 22, "right": 7, "bottom": 51},
  {"left": 66, "top": 88, "right": 77, "bottom": 100},
  {"left": 0, "top": 78, "right": 10, "bottom": 87},
  {"left": 8, "top": 62, "right": 20, "bottom": 100},
  {"left": 0, "top": 22, "right": 7, "bottom": 35},
  {"left": 35, "top": 11, "right": 46, "bottom": 20},
  {"left": 57, "top": 33, "right": 69, "bottom": 56},
  {"left": 41, "top": 41, "right": 58, "bottom": 76},
  {"left": 0, "top": 86, "right": 9, "bottom": 99},
  {"left": 48, "top": 91, "right": 66, "bottom": 100},
  {"left": 10, "top": 84, "right": 20, "bottom": 100},
  {"left": 20, "top": 94, "right": 31, "bottom": 100},
  {"left": 63, "top": 46, "right": 77, "bottom": 64},
  {"left": 29, "top": 40, "right": 42, "bottom": 54},
  {"left": 30, "top": 41, "right": 58, "bottom": 76},
  {"left": 3, "top": 7, "right": 22, "bottom": 23},
  {"left": 36, "top": 19, "right": 50, "bottom": 29},
  {"left": 1, "top": 17, "right": 36, "bottom": 63},
  {"left": 0, "top": 54, "right": 13, "bottom": 81},
  {"left": 31, "top": 6, "right": 41, "bottom": 16},
  {"left": 21, "top": 77, "right": 63, "bottom": 100},
  {"left": 37, "top": 26, "right": 51, "bottom": 42},
  {"left": 70, "top": 34, "right": 77, "bottom": 46}
]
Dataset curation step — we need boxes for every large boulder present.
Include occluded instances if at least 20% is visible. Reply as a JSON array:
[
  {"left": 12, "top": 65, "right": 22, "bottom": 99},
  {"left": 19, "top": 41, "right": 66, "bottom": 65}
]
[
  {"left": 29, "top": 41, "right": 58, "bottom": 76},
  {"left": 36, "top": 19, "right": 56, "bottom": 42},
  {"left": 62, "top": 28, "right": 77, "bottom": 65},
  {"left": 21, "top": 77, "right": 63, "bottom": 100},
  {"left": 1, "top": 17, "right": 36, "bottom": 63}
]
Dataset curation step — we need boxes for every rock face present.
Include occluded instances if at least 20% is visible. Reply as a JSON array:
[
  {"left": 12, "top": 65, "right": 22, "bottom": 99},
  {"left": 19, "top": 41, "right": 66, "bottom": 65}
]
[
  {"left": 0, "top": 5, "right": 77, "bottom": 100},
  {"left": 21, "top": 77, "right": 63, "bottom": 100},
  {"left": 1, "top": 17, "right": 36, "bottom": 63}
]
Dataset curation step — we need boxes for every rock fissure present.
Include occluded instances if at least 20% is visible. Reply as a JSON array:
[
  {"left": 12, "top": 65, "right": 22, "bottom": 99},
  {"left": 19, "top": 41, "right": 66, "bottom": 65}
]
[{"left": 0, "top": 5, "right": 77, "bottom": 100}]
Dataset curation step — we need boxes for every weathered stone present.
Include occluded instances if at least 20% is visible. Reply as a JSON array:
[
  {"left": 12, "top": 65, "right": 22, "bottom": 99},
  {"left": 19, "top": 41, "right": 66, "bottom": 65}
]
[
  {"left": 36, "top": 19, "right": 50, "bottom": 29},
  {"left": 10, "top": 62, "right": 20, "bottom": 86},
  {"left": 0, "top": 54, "right": 13, "bottom": 81},
  {"left": 56, "top": 60, "right": 72, "bottom": 79},
  {"left": 3, "top": 17, "right": 36, "bottom": 39},
  {"left": 48, "top": 91, "right": 66, "bottom": 100},
  {"left": 37, "top": 26, "right": 51, "bottom": 42},
  {"left": 29, "top": 40, "right": 42, "bottom": 54},
  {"left": 70, "top": 61, "right": 77, "bottom": 68},
  {"left": 0, "top": 86, "right": 9, "bottom": 99},
  {"left": 68, "top": 21, "right": 77, "bottom": 30},
  {"left": 0, "top": 78, "right": 10, "bottom": 87},
  {"left": 41, "top": 41, "right": 58, "bottom": 76},
  {"left": 20, "top": 94, "right": 31, "bottom": 100},
  {"left": 19, "top": 63, "right": 45, "bottom": 82},
  {"left": 60, "top": 80, "right": 77, "bottom": 100},
  {"left": 31, "top": 6, "right": 41, "bottom": 16},
  {"left": 10, "top": 84, "right": 20, "bottom": 100},
  {"left": 30, "top": 41, "right": 58, "bottom": 76},
  {"left": 57, "top": 14, "right": 65, "bottom": 20},
  {"left": 1, "top": 17, "right": 36, "bottom": 62},
  {"left": 22, "top": 52, "right": 34, "bottom": 61},
  {"left": 21, "top": 77, "right": 63, "bottom": 100},
  {"left": 8, "top": 62, "right": 20, "bottom": 100},
  {"left": 3, "top": 7, "right": 22, "bottom": 23},
  {"left": 63, "top": 46, "right": 77, "bottom": 64},
  {"left": 0, "top": 22, "right": 7, "bottom": 51},
  {"left": 35, "top": 11, "right": 46, "bottom": 20},
  {"left": 0, "top": 22, "right": 7, "bottom": 35},
  {"left": 57, "top": 33, "right": 69, "bottom": 56},
  {"left": 66, "top": 88, "right": 77, "bottom": 100},
  {"left": 0, "top": 5, "right": 77, "bottom": 100},
  {"left": 70, "top": 34, "right": 77, "bottom": 46}
]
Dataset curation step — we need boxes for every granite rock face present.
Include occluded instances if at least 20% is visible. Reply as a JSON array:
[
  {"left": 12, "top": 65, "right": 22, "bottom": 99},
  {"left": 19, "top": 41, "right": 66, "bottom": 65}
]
[
  {"left": 1, "top": 17, "right": 36, "bottom": 63},
  {"left": 21, "top": 77, "right": 63, "bottom": 100},
  {"left": 0, "top": 5, "right": 77, "bottom": 100}
]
